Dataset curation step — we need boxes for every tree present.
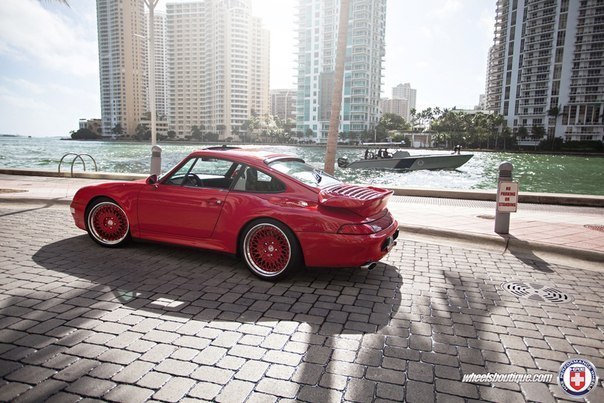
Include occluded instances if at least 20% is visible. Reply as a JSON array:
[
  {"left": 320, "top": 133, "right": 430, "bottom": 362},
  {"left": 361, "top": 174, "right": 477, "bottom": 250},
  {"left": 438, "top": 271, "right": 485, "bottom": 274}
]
[
  {"left": 167, "top": 130, "right": 176, "bottom": 140},
  {"left": 135, "top": 123, "right": 150, "bottom": 141},
  {"left": 191, "top": 125, "right": 203, "bottom": 141},
  {"left": 531, "top": 125, "right": 546, "bottom": 141},
  {"left": 71, "top": 128, "right": 99, "bottom": 140},
  {"left": 112, "top": 123, "right": 123, "bottom": 136},
  {"left": 305, "top": 128, "right": 314, "bottom": 141},
  {"left": 324, "top": 0, "right": 350, "bottom": 175}
]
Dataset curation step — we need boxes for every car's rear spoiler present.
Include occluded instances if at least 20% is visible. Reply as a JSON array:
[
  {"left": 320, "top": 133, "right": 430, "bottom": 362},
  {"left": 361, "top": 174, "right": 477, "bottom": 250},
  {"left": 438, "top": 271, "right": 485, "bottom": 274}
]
[{"left": 318, "top": 184, "right": 393, "bottom": 216}]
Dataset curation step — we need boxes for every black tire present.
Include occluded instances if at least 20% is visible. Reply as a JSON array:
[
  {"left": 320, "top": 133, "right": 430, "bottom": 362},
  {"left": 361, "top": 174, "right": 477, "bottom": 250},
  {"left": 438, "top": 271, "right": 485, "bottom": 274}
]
[
  {"left": 240, "top": 218, "right": 301, "bottom": 281},
  {"left": 86, "top": 197, "right": 131, "bottom": 248}
]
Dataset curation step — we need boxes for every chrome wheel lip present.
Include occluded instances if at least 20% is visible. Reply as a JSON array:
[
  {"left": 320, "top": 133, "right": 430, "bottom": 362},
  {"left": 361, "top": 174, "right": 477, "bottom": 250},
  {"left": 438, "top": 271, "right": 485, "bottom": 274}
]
[
  {"left": 87, "top": 201, "right": 129, "bottom": 246},
  {"left": 243, "top": 223, "right": 291, "bottom": 277}
]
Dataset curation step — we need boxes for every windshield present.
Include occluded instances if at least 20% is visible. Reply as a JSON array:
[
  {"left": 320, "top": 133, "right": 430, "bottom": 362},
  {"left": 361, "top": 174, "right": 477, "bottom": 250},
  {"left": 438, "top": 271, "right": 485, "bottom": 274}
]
[{"left": 269, "top": 160, "right": 341, "bottom": 189}]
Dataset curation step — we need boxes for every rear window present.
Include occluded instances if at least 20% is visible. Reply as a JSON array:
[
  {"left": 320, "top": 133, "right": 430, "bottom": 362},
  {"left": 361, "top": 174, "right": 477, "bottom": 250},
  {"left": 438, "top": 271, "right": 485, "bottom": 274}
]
[{"left": 268, "top": 160, "right": 340, "bottom": 188}]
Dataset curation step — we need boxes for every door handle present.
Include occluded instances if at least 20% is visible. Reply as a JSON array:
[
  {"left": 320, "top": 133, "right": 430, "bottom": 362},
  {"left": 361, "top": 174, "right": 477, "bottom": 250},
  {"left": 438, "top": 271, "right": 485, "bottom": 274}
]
[{"left": 208, "top": 198, "right": 223, "bottom": 206}]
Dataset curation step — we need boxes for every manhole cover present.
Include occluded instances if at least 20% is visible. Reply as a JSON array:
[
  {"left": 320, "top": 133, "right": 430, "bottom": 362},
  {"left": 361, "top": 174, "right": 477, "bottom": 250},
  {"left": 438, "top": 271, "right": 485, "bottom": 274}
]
[
  {"left": 477, "top": 214, "right": 495, "bottom": 220},
  {"left": 502, "top": 282, "right": 574, "bottom": 304},
  {"left": 584, "top": 224, "right": 604, "bottom": 232}
]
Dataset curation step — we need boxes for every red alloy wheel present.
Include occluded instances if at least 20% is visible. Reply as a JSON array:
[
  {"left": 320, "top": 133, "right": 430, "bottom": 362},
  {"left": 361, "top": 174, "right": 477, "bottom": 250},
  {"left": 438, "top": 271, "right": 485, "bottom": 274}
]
[
  {"left": 243, "top": 223, "right": 292, "bottom": 277},
  {"left": 88, "top": 201, "right": 130, "bottom": 246}
]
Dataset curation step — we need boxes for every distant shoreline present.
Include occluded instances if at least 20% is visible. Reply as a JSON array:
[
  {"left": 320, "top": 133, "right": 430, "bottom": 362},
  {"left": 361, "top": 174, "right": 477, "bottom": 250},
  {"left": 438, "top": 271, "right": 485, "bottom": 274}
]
[{"left": 4, "top": 135, "right": 603, "bottom": 157}]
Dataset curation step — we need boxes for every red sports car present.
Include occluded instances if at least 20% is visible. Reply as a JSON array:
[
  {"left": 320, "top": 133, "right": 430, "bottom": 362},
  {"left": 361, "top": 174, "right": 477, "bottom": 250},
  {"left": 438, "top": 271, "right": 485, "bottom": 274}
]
[{"left": 70, "top": 147, "right": 399, "bottom": 280}]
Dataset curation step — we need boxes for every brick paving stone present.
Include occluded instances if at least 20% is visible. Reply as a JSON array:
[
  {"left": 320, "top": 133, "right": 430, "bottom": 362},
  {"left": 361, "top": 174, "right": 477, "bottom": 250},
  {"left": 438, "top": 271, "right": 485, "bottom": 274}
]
[
  {"left": 234, "top": 360, "right": 270, "bottom": 382},
  {"left": 65, "top": 376, "right": 115, "bottom": 398},
  {"left": 97, "top": 348, "right": 140, "bottom": 365},
  {"left": 435, "top": 379, "right": 479, "bottom": 399},
  {"left": 377, "top": 382, "right": 405, "bottom": 401},
  {"left": 298, "top": 385, "right": 343, "bottom": 402},
  {"left": 66, "top": 343, "right": 107, "bottom": 359},
  {"left": 13, "top": 379, "right": 67, "bottom": 403},
  {"left": 155, "top": 358, "right": 198, "bottom": 377},
  {"left": 137, "top": 371, "right": 171, "bottom": 389},
  {"left": 152, "top": 376, "right": 196, "bottom": 402},
  {"left": 88, "top": 362, "right": 123, "bottom": 379},
  {"left": 215, "top": 379, "right": 255, "bottom": 402},
  {"left": 506, "top": 349, "right": 537, "bottom": 369},
  {"left": 256, "top": 378, "right": 300, "bottom": 399},
  {"left": 14, "top": 334, "right": 57, "bottom": 349},
  {"left": 520, "top": 382, "right": 557, "bottom": 403},
  {"left": 0, "top": 382, "right": 31, "bottom": 402},
  {"left": 408, "top": 361, "right": 434, "bottom": 382},
  {"left": 5, "top": 365, "right": 56, "bottom": 384},
  {"left": 53, "top": 358, "right": 100, "bottom": 382},
  {"left": 366, "top": 367, "right": 405, "bottom": 384},
  {"left": 406, "top": 380, "right": 434, "bottom": 402},
  {"left": 292, "top": 363, "right": 323, "bottom": 385},
  {"left": 190, "top": 365, "right": 234, "bottom": 384},
  {"left": 228, "top": 344, "right": 266, "bottom": 360},
  {"left": 139, "top": 343, "right": 176, "bottom": 363},
  {"left": 344, "top": 378, "right": 376, "bottom": 402},
  {"left": 479, "top": 386, "right": 525, "bottom": 403},
  {"left": 266, "top": 364, "right": 295, "bottom": 380},
  {"left": 103, "top": 384, "right": 154, "bottom": 403},
  {"left": 111, "top": 361, "right": 155, "bottom": 383}
]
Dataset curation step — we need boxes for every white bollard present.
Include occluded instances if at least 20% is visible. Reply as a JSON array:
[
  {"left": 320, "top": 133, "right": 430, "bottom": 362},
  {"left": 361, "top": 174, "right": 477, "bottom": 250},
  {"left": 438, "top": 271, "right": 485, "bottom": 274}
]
[
  {"left": 150, "top": 145, "right": 162, "bottom": 176},
  {"left": 495, "top": 162, "right": 514, "bottom": 234}
]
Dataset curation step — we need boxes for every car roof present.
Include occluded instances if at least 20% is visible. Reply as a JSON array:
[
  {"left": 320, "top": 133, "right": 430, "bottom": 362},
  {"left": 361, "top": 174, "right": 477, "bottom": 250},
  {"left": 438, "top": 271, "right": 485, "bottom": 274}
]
[{"left": 190, "top": 147, "right": 303, "bottom": 166}]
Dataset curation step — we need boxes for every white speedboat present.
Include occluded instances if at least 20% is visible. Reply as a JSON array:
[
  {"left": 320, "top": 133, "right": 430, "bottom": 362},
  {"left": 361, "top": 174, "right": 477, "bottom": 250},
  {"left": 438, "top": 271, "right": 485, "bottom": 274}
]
[{"left": 337, "top": 148, "right": 473, "bottom": 171}]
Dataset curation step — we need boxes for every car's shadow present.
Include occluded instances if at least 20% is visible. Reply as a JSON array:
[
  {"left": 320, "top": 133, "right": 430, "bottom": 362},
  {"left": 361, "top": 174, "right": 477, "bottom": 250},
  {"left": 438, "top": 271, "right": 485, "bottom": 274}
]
[{"left": 30, "top": 235, "right": 404, "bottom": 399}]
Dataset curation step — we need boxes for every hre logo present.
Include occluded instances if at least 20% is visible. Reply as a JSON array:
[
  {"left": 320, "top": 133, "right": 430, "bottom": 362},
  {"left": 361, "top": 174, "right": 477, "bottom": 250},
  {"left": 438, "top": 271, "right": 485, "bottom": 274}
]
[{"left": 558, "top": 359, "right": 598, "bottom": 398}]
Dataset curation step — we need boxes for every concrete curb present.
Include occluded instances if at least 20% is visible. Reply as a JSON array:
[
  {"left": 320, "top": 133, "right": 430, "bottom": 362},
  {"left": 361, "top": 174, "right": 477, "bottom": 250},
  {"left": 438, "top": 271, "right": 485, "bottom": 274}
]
[
  {"left": 398, "top": 223, "right": 604, "bottom": 266},
  {"left": 0, "top": 168, "right": 147, "bottom": 181}
]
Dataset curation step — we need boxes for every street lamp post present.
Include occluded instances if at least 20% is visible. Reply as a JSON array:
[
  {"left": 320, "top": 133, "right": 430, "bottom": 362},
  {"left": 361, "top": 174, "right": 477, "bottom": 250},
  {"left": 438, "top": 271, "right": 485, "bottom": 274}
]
[{"left": 144, "top": 0, "right": 161, "bottom": 176}]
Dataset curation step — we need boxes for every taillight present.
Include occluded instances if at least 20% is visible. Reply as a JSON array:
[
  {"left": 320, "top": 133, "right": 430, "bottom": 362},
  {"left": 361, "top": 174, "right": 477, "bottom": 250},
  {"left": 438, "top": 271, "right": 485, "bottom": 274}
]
[
  {"left": 337, "top": 212, "right": 393, "bottom": 235},
  {"left": 338, "top": 223, "right": 382, "bottom": 235}
]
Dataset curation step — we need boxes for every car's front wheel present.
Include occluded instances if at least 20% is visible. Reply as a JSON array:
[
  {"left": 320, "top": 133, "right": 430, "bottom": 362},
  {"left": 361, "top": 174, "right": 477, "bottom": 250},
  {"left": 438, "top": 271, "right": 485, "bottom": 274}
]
[
  {"left": 241, "top": 219, "right": 301, "bottom": 280},
  {"left": 86, "top": 198, "right": 131, "bottom": 247}
]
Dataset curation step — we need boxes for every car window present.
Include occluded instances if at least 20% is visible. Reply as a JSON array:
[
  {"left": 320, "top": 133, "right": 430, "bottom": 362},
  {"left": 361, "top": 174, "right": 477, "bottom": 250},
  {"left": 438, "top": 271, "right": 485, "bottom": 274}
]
[
  {"left": 232, "top": 166, "right": 285, "bottom": 193},
  {"left": 268, "top": 160, "right": 340, "bottom": 188},
  {"left": 163, "top": 157, "right": 239, "bottom": 189}
]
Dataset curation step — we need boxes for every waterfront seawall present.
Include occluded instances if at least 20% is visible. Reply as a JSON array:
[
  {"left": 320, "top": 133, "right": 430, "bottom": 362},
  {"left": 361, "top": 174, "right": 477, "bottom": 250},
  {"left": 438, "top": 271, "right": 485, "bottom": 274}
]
[{"left": 1, "top": 167, "right": 603, "bottom": 207}]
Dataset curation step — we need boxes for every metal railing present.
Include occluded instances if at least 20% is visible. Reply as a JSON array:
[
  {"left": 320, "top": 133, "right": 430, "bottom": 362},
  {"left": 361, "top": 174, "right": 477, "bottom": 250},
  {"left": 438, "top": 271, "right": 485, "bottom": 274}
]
[{"left": 58, "top": 153, "right": 98, "bottom": 177}]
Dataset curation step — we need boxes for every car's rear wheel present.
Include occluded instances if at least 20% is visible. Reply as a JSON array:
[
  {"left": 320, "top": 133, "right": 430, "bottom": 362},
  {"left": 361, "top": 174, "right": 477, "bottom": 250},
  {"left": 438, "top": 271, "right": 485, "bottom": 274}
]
[
  {"left": 86, "top": 198, "right": 131, "bottom": 247},
  {"left": 241, "top": 219, "right": 300, "bottom": 280}
]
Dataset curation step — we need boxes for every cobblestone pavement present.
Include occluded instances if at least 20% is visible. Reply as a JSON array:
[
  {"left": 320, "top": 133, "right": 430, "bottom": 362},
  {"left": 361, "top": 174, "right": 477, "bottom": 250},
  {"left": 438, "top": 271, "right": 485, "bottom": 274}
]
[{"left": 0, "top": 203, "right": 603, "bottom": 402}]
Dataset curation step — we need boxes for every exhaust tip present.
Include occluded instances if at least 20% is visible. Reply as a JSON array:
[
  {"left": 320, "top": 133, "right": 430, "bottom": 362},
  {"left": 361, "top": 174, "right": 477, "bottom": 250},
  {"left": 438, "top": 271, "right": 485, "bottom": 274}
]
[{"left": 360, "top": 262, "right": 377, "bottom": 271}]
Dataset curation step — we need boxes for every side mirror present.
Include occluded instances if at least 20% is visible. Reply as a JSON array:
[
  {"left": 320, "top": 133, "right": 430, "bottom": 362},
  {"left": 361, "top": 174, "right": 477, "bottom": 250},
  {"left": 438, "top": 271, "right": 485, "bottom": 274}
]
[{"left": 146, "top": 174, "right": 158, "bottom": 185}]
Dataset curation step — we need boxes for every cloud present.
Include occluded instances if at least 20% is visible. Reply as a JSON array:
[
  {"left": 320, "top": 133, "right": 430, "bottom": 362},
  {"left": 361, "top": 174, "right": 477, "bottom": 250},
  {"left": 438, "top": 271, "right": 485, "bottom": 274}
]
[
  {"left": 433, "top": 0, "right": 462, "bottom": 18},
  {"left": 0, "top": 0, "right": 98, "bottom": 77}
]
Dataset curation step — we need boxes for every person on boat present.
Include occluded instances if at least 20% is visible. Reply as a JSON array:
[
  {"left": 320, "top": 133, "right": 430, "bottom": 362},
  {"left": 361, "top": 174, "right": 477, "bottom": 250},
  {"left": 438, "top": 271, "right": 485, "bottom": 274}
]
[
  {"left": 364, "top": 149, "right": 369, "bottom": 159},
  {"left": 383, "top": 149, "right": 390, "bottom": 158},
  {"left": 453, "top": 145, "right": 461, "bottom": 154}
]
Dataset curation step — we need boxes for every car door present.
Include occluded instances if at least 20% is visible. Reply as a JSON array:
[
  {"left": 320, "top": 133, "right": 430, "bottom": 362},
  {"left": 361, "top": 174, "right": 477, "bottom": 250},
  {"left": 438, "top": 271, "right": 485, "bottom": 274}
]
[{"left": 137, "top": 157, "right": 237, "bottom": 240}]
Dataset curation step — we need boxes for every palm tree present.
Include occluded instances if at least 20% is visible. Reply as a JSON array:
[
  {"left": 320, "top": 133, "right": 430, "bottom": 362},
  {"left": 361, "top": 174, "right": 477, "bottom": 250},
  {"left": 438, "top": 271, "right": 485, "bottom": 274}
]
[{"left": 324, "top": 0, "right": 350, "bottom": 175}]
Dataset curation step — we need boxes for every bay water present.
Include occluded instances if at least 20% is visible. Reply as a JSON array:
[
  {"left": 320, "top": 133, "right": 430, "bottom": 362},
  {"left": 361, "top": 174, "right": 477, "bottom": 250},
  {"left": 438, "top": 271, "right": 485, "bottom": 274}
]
[{"left": 0, "top": 136, "right": 602, "bottom": 195}]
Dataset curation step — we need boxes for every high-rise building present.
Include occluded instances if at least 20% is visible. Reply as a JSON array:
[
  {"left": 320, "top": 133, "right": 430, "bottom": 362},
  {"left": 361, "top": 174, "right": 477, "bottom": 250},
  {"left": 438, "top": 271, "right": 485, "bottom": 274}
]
[
  {"left": 166, "top": 0, "right": 270, "bottom": 140},
  {"left": 486, "top": 0, "right": 604, "bottom": 141},
  {"left": 392, "top": 83, "right": 416, "bottom": 120},
  {"left": 295, "top": 0, "right": 387, "bottom": 142},
  {"left": 96, "top": 0, "right": 148, "bottom": 138},
  {"left": 270, "top": 89, "right": 297, "bottom": 122},
  {"left": 379, "top": 98, "right": 409, "bottom": 121},
  {"left": 146, "top": 11, "right": 168, "bottom": 120}
]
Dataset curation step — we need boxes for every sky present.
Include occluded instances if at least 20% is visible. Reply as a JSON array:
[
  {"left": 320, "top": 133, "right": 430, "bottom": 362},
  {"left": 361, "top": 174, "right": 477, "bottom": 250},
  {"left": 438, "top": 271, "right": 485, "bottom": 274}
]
[{"left": 0, "top": 0, "right": 496, "bottom": 137}]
